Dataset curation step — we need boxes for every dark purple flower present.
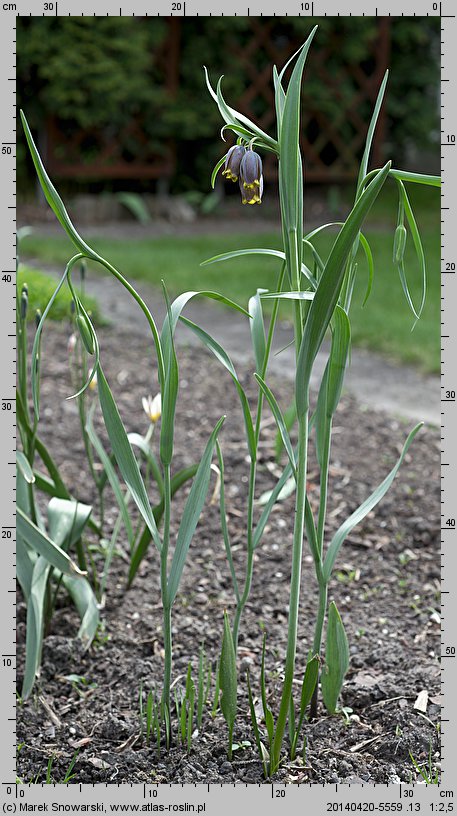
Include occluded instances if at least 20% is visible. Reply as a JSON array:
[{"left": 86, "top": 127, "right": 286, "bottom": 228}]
[
  {"left": 239, "top": 150, "right": 263, "bottom": 205},
  {"left": 222, "top": 145, "right": 246, "bottom": 182}
]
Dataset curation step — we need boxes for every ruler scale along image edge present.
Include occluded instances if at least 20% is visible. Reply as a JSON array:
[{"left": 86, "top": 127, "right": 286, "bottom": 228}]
[{"left": 1, "top": 1, "right": 454, "bottom": 809}]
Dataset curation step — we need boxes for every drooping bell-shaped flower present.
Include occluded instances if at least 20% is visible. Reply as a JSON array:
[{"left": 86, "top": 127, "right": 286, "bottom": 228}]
[
  {"left": 239, "top": 150, "right": 263, "bottom": 205},
  {"left": 222, "top": 145, "right": 246, "bottom": 182}
]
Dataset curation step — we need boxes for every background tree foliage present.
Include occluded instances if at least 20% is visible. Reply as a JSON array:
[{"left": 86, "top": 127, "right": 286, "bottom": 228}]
[{"left": 17, "top": 16, "right": 439, "bottom": 194}]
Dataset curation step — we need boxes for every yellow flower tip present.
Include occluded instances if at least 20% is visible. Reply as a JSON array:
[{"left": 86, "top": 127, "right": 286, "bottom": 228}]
[
  {"left": 142, "top": 393, "right": 162, "bottom": 423},
  {"left": 88, "top": 367, "right": 98, "bottom": 391}
]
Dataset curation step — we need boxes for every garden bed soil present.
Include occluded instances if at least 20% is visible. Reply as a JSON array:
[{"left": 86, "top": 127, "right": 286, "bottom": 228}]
[{"left": 17, "top": 323, "right": 441, "bottom": 785}]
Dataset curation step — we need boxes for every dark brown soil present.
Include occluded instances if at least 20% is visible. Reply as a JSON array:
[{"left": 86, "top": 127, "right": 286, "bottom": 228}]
[{"left": 17, "top": 322, "right": 441, "bottom": 785}]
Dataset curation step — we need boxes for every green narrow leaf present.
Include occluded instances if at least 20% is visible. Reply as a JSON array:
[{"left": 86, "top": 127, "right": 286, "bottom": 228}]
[
  {"left": 160, "top": 288, "right": 179, "bottom": 468},
  {"left": 85, "top": 414, "right": 134, "bottom": 545},
  {"left": 17, "top": 508, "right": 84, "bottom": 576},
  {"left": 321, "top": 602, "right": 350, "bottom": 714},
  {"left": 273, "top": 65, "right": 285, "bottom": 131},
  {"left": 323, "top": 423, "right": 423, "bottom": 582},
  {"left": 299, "top": 654, "right": 319, "bottom": 716},
  {"left": 201, "top": 248, "right": 317, "bottom": 289},
  {"left": 356, "top": 70, "right": 389, "bottom": 197},
  {"left": 398, "top": 180, "right": 426, "bottom": 320},
  {"left": 20, "top": 112, "right": 99, "bottom": 261},
  {"left": 248, "top": 289, "right": 267, "bottom": 374},
  {"left": 179, "top": 316, "right": 256, "bottom": 459},
  {"left": 358, "top": 232, "right": 375, "bottom": 306},
  {"left": 216, "top": 441, "right": 240, "bottom": 603},
  {"left": 296, "top": 161, "right": 391, "bottom": 418},
  {"left": 167, "top": 416, "right": 225, "bottom": 604},
  {"left": 260, "top": 635, "right": 274, "bottom": 747},
  {"left": 211, "top": 154, "right": 227, "bottom": 189},
  {"left": 274, "top": 399, "right": 297, "bottom": 462},
  {"left": 220, "top": 611, "right": 237, "bottom": 759},
  {"left": 260, "top": 291, "right": 314, "bottom": 301},
  {"left": 127, "top": 433, "right": 164, "bottom": 497},
  {"left": 127, "top": 464, "right": 199, "bottom": 587},
  {"left": 97, "top": 364, "right": 162, "bottom": 552},
  {"left": 279, "top": 26, "right": 318, "bottom": 231},
  {"left": 254, "top": 374, "right": 296, "bottom": 477},
  {"left": 204, "top": 68, "right": 277, "bottom": 150}
]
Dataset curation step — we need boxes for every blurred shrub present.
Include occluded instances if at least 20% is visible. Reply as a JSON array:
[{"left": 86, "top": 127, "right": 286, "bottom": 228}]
[{"left": 17, "top": 17, "right": 439, "bottom": 194}]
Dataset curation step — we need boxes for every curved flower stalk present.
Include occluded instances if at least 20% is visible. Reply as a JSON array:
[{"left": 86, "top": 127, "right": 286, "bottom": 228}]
[
  {"left": 20, "top": 112, "right": 249, "bottom": 743},
  {"left": 204, "top": 30, "right": 440, "bottom": 773}
]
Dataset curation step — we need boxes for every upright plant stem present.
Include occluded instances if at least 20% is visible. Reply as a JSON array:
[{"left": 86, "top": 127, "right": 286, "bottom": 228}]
[
  {"left": 231, "top": 267, "right": 285, "bottom": 649},
  {"left": 310, "top": 417, "right": 332, "bottom": 718},
  {"left": 161, "top": 463, "right": 172, "bottom": 720},
  {"left": 270, "top": 413, "right": 308, "bottom": 773}
]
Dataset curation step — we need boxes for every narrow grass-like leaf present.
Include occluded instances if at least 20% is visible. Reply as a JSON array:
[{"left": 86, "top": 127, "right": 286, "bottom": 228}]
[
  {"left": 248, "top": 289, "right": 267, "bottom": 374},
  {"left": 388, "top": 169, "right": 440, "bottom": 187},
  {"left": 260, "top": 291, "right": 314, "bottom": 301},
  {"left": 253, "top": 461, "right": 294, "bottom": 548},
  {"left": 323, "top": 423, "right": 423, "bottom": 582},
  {"left": 127, "top": 433, "right": 164, "bottom": 497},
  {"left": 20, "top": 112, "right": 99, "bottom": 261},
  {"left": 216, "top": 441, "right": 240, "bottom": 603},
  {"left": 85, "top": 411, "right": 134, "bottom": 545},
  {"left": 17, "top": 508, "right": 84, "bottom": 576},
  {"left": 167, "top": 416, "right": 225, "bottom": 604},
  {"left": 254, "top": 374, "right": 296, "bottom": 476},
  {"left": 398, "top": 180, "right": 426, "bottom": 320},
  {"left": 220, "top": 611, "right": 237, "bottom": 760},
  {"left": 160, "top": 287, "right": 179, "bottom": 467},
  {"left": 274, "top": 399, "right": 297, "bottom": 462},
  {"left": 358, "top": 232, "right": 375, "bottom": 306},
  {"left": 127, "top": 464, "right": 199, "bottom": 587},
  {"left": 211, "top": 154, "right": 227, "bottom": 189},
  {"left": 273, "top": 65, "right": 285, "bottom": 130},
  {"left": 296, "top": 161, "right": 391, "bottom": 417},
  {"left": 246, "top": 670, "right": 266, "bottom": 774},
  {"left": 201, "top": 248, "right": 317, "bottom": 289},
  {"left": 356, "top": 70, "right": 388, "bottom": 197},
  {"left": 179, "top": 316, "right": 256, "bottom": 459},
  {"left": 290, "top": 653, "right": 319, "bottom": 759},
  {"left": 97, "top": 364, "right": 162, "bottom": 552},
  {"left": 279, "top": 26, "right": 318, "bottom": 230},
  {"left": 321, "top": 602, "right": 350, "bottom": 714},
  {"left": 161, "top": 290, "right": 249, "bottom": 365},
  {"left": 260, "top": 635, "right": 274, "bottom": 747}
]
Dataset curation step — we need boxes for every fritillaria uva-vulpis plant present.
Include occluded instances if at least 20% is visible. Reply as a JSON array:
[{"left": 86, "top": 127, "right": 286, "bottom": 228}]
[
  {"left": 198, "top": 27, "right": 440, "bottom": 773},
  {"left": 19, "top": 111, "right": 251, "bottom": 743}
]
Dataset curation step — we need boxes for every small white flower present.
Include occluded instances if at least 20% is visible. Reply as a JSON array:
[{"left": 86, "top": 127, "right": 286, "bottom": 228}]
[
  {"left": 67, "top": 333, "right": 77, "bottom": 354},
  {"left": 142, "top": 393, "right": 162, "bottom": 423}
]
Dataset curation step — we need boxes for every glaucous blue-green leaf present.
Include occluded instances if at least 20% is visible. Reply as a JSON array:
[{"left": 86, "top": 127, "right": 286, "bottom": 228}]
[
  {"left": 97, "top": 365, "right": 162, "bottom": 552},
  {"left": 220, "top": 611, "right": 237, "bottom": 757},
  {"left": 323, "top": 422, "right": 423, "bottom": 582},
  {"left": 167, "top": 416, "right": 225, "bottom": 605},
  {"left": 179, "top": 316, "right": 256, "bottom": 459},
  {"left": 295, "top": 161, "right": 391, "bottom": 418},
  {"left": 321, "top": 602, "right": 350, "bottom": 714},
  {"left": 248, "top": 289, "right": 267, "bottom": 374}
]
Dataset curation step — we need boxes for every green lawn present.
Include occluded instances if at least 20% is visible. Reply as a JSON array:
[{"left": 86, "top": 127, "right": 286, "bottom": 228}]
[{"left": 21, "top": 188, "right": 440, "bottom": 373}]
